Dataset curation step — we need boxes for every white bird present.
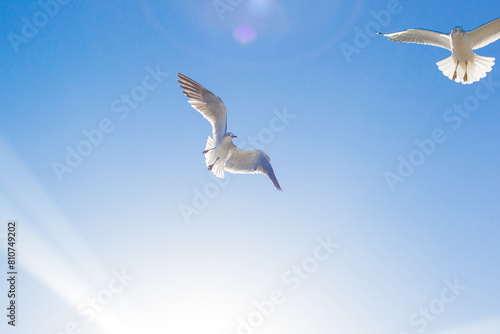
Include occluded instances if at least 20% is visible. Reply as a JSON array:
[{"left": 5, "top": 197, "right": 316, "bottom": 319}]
[
  {"left": 177, "top": 73, "right": 282, "bottom": 191},
  {"left": 378, "top": 17, "right": 500, "bottom": 84}
]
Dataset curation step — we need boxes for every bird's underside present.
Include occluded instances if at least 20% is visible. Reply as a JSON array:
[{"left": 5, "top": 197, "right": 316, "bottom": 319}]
[
  {"left": 177, "top": 73, "right": 282, "bottom": 191},
  {"left": 378, "top": 17, "right": 500, "bottom": 84}
]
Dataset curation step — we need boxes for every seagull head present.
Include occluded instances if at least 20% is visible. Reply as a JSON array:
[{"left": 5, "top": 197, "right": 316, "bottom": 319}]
[
  {"left": 451, "top": 26, "right": 464, "bottom": 37},
  {"left": 225, "top": 132, "right": 237, "bottom": 139}
]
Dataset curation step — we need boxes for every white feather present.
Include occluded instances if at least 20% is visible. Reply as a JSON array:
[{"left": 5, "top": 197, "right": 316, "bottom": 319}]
[
  {"left": 468, "top": 17, "right": 500, "bottom": 50},
  {"left": 379, "top": 29, "right": 451, "bottom": 50},
  {"left": 436, "top": 56, "right": 456, "bottom": 80},
  {"left": 436, "top": 55, "right": 494, "bottom": 84},
  {"left": 225, "top": 147, "right": 282, "bottom": 191},
  {"left": 177, "top": 73, "right": 227, "bottom": 144}
]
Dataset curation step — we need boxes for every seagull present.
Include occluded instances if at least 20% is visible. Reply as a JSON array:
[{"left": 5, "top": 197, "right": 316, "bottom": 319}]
[
  {"left": 377, "top": 17, "right": 500, "bottom": 84},
  {"left": 177, "top": 73, "right": 282, "bottom": 191}
]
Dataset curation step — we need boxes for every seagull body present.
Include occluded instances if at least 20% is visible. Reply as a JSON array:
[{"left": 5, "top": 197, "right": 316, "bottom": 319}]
[
  {"left": 378, "top": 17, "right": 500, "bottom": 84},
  {"left": 177, "top": 73, "right": 282, "bottom": 191}
]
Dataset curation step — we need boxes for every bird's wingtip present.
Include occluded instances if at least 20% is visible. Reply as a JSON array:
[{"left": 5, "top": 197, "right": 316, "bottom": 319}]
[{"left": 177, "top": 73, "right": 188, "bottom": 81}]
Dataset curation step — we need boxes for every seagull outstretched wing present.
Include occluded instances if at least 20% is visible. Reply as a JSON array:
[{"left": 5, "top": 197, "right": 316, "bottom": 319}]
[
  {"left": 378, "top": 29, "right": 451, "bottom": 50},
  {"left": 468, "top": 17, "right": 500, "bottom": 50},
  {"left": 177, "top": 73, "right": 227, "bottom": 144},
  {"left": 225, "top": 147, "right": 282, "bottom": 191}
]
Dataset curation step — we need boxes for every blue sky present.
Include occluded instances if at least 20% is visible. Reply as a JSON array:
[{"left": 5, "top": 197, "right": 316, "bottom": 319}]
[{"left": 1, "top": 0, "right": 500, "bottom": 333}]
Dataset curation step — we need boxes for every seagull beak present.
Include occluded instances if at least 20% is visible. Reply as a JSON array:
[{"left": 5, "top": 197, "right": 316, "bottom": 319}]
[{"left": 233, "top": 135, "right": 237, "bottom": 138}]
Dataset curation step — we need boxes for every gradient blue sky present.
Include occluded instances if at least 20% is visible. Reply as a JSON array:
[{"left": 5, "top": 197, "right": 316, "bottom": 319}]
[{"left": 1, "top": 1, "right": 500, "bottom": 333}]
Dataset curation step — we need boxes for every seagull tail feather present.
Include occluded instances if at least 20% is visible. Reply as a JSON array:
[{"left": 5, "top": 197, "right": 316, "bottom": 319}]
[
  {"left": 437, "top": 56, "right": 458, "bottom": 82},
  {"left": 204, "top": 136, "right": 225, "bottom": 179},
  {"left": 470, "top": 55, "right": 495, "bottom": 83},
  {"left": 437, "top": 55, "right": 495, "bottom": 84}
]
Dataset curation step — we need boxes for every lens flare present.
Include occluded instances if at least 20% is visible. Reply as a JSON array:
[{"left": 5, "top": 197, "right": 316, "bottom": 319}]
[{"left": 233, "top": 24, "right": 257, "bottom": 45}]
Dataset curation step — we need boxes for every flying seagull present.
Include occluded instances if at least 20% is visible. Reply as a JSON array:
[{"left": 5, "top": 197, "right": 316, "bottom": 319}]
[
  {"left": 177, "top": 73, "right": 282, "bottom": 191},
  {"left": 377, "top": 17, "right": 500, "bottom": 84}
]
